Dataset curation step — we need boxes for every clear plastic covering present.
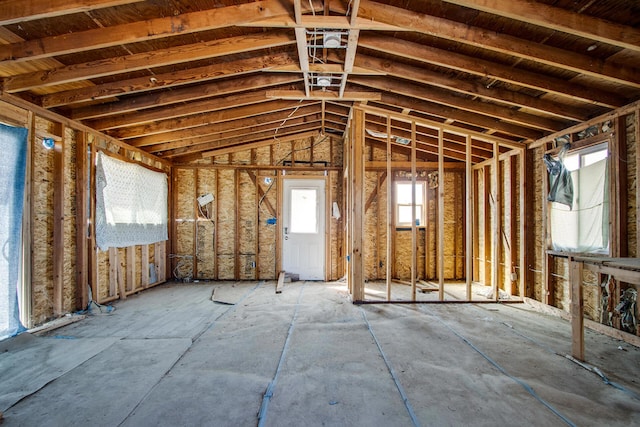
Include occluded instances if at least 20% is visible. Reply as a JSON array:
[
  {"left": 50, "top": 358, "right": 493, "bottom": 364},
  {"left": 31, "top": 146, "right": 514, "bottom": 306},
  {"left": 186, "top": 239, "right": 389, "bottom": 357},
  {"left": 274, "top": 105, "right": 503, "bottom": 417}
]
[{"left": 544, "top": 144, "right": 574, "bottom": 209}]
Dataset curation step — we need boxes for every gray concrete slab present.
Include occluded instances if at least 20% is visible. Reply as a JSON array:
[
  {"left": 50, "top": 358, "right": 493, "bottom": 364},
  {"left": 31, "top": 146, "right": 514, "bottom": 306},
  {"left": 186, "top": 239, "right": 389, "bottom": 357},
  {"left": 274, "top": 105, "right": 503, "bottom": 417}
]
[
  {"left": 0, "top": 333, "right": 118, "bottom": 412},
  {"left": 1, "top": 281, "right": 639, "bottom": 427}
]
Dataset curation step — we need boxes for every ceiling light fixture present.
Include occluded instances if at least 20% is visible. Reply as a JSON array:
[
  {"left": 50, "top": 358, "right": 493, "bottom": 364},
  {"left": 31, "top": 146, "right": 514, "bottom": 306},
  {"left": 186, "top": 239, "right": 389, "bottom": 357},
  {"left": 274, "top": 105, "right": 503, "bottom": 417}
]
[
  {"left": 323, "top": 32, "right": 342, "bottom": 48},
  {"left": 316, "top": 75, "right": 332, "bottom": 87}
]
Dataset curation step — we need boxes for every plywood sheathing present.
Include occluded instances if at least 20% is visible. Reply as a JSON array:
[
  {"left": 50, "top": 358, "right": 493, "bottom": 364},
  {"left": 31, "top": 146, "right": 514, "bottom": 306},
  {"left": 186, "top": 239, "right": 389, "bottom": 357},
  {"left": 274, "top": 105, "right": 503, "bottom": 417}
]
[
  {"left": 174, "top": 168, "right": 196, "bottom": 278},
  {"left": 31, "top": 116, "right": 55, "bottom": 324},
  {"left": 258, "top": 176, "right": 277, "bottom": 279},
  {"left": 329, "top": 170, "right": 343, "bottom": 280},
  {"left": 173, "top": 134, "right": 343, "bottom": 281},
  {"left": 196, "top": 168, "right": 216, "bottom": 279},
  {"left": 238, "top": 169, "right": 257, "bottom": 280},
  {"left": 216, "top": 168, "right": 236, "bottom": 280}
]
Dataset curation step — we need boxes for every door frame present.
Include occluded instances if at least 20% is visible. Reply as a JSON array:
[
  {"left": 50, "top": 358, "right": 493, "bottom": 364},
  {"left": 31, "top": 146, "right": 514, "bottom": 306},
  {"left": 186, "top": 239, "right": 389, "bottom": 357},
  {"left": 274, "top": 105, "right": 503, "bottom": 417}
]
[{"left": 278, "top": 175, "right": 328, "bottom": 281}]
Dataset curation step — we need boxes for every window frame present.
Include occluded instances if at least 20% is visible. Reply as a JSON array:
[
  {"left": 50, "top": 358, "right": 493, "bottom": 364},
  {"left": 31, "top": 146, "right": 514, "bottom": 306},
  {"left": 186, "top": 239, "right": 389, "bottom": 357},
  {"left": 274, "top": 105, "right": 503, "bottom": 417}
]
[
  {"left": 394, "top": 180, "right": 427, "bottom": 228},
  {"left": 547, "top": 142, "right": 609, "bottom": 254}
]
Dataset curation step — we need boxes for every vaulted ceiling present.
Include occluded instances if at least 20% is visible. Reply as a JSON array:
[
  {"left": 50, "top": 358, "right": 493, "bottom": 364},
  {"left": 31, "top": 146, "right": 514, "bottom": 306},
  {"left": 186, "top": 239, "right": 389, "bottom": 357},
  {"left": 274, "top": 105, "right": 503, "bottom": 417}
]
[{"left": 1, "top": 0, "right": 639, "bottom": 164}]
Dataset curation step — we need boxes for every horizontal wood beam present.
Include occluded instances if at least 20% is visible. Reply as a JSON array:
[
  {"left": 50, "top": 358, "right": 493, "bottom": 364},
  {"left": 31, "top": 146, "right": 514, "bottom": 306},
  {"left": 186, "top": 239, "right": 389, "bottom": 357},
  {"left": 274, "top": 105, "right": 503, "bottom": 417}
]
[
  {"left": 358, "top": 0, "right": 640, "bottom": 88},
  {"left": 366, "top": 161, "right": 467, "bottom": 170},
  {"left": 4, "top": 30, "right": 296, "bottom": 92},
  {"left": 266, "top": 90, "right": 380, "bottom": 101},
  {"left": 201, "top": 130, "right": 320, "bottom": 159},
  {"left": 41, "top": 52, "right": 298, "bottom": 108},
  {"left": 162, "top": 122, "right": 328, "bottom": 158},
  {"left": 270, "top": 63, "right": 385, "bottom": 75},
  {"left": 238, "top": 14, "right": 405, "bottom": 31},
  {"left": 88, "top": 91, "right": 273, "bottom": 131},
  {"left": 355, "top": 103, "right": 525, "bottom": 149},
  {"left": 0, "top": 0, "right": 297, "bottom": 63},
  {"left": 351, "top": 75, "right": 569, "bottom": 132},
  {"left": 108, "top": 100, "right": 317, "bottom": 139},
  {"left": 358, "top": 33, "right": 626, "bottom": 108},
  {"left": 441, "top": 0, "right": 640, "bottom": 53},
  {"left": 351, "top": 53, "right": 588, "bottom": 122},
  {"left": 374, "top": 92, "right": 542, "bottom": 141},
  {"left": 0, "top": 0, "right": 142, "bottom": 26},
  {"left": 128, "top": 104, "right": 322, "bottom": 147},
  {"left": 148, "top": 114, "right": 323, "bottom": 154},
  {"left": 71, "top": 74, "right": 301, "bottom": 120}
]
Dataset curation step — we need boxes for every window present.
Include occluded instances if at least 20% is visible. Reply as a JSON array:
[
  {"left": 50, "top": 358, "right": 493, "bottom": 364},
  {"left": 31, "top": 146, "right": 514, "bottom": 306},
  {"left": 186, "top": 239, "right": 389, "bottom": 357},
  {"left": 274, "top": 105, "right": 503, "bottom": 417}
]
[
  {"left": 396, "top": 181, "right": 426, "bottom": 227},
  {"left": 290, "top": 188, "right": 318, "bottom": 233},
  {"left": 549, "top": 144, "right": 609, "bottom": 253}
]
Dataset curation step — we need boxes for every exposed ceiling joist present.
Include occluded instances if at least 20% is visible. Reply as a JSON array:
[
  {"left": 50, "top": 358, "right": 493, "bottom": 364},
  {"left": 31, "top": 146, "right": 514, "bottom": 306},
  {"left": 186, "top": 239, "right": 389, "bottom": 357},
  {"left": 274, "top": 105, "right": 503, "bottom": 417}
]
[
  {"left": 441, "top": 0, "right": 640, "bottom": 52},
  {"left": 0, "top": 0, "right": 299, "bottom": 63},
  {"left": 358, "top": 34, "right": 627, "bottom": 108},
  {"left": 0, "top": 0, "right": 144, "bottom": 26},
  {"left": 3, "top": 30, "right": 296, "bottom": 92},
  {"left": 41, "top": 52, "right": 299, "bottom": 108},
  {"left": 1, "top": 0, "right": 638, "bottom": 163},
  {"left": 356, "top": 0, "right": 640, "bottom": 88}
]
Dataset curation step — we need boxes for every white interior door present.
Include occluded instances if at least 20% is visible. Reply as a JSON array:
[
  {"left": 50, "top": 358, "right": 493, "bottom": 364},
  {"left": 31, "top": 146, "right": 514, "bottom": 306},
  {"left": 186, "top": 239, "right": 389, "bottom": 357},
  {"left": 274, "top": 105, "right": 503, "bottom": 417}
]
[{"left": 282, "top": 178, "right": 325, "bottom": 280}]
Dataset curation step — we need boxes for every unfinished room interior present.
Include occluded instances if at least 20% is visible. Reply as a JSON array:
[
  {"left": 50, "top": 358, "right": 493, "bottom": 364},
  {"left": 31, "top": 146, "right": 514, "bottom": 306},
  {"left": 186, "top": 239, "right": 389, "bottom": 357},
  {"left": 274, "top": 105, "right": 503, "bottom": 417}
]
[{"left": 2, "top": 0, "right": 640, "bottom": 425}]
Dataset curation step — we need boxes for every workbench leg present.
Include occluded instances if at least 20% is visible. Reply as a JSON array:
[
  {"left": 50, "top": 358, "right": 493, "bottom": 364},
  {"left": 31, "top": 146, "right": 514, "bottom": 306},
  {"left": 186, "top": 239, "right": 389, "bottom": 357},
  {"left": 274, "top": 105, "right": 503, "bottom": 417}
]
[{"left": 570, "top": 258, "right": 584, "bottom": 361}]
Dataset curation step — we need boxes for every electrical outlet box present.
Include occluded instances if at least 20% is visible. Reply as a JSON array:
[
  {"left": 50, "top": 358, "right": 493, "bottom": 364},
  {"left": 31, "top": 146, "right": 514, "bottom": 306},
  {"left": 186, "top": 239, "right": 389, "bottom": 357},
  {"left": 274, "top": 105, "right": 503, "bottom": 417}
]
[{"left": 197, "top": 193, "right": 214, "bottom": 206}]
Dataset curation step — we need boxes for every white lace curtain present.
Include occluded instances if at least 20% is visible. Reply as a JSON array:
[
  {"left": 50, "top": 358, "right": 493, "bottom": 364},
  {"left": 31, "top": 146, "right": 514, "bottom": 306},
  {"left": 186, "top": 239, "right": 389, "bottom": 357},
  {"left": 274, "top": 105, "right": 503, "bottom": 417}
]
[{"left": 95, "top": 152, "right": 168, "bottom": 251}]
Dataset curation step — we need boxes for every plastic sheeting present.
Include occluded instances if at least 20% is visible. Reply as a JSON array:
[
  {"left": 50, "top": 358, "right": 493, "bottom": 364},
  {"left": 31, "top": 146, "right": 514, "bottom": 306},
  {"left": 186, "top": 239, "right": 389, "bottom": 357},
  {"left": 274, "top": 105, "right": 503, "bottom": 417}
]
[
  {"left": 95, "top": 152, "right": 168, "bottom": 250},
  {"left": 544, "top": 144, "right": 574, "bottom": 208},
  {"left": 0, "top": 123, "right": 28, "bottom": 341},
  {"left": 550, "top": 158, "right": 609, "bottom": 252}
]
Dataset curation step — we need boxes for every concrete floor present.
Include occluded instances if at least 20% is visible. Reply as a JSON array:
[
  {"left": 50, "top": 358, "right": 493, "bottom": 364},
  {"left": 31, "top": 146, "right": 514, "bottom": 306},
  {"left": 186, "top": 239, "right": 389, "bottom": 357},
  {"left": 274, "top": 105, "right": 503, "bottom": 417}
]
[{"left": 1, "top": 280, "right": 639, "bottom": 426}]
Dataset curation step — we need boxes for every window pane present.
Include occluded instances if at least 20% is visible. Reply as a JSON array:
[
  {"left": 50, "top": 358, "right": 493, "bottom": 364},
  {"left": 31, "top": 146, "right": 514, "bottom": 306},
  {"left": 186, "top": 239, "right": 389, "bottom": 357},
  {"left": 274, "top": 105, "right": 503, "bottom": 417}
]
[
  {"left": 397, "top": 205, "right": 422, "bottom": 226},
  {"left": 563, "top": 153, "right": 580, "bottom": 171},
  {"left": 396, "top": 182, "right": 424, "bottom": 203},
  {"left": 582, "top": 149, "right": 607, "bottom": 167},
  {"left": 397, "top": 205, "right": 413, "bottom": 224},
  {"left": 290, "top": 188, "right": 317, "bottom": 233}
]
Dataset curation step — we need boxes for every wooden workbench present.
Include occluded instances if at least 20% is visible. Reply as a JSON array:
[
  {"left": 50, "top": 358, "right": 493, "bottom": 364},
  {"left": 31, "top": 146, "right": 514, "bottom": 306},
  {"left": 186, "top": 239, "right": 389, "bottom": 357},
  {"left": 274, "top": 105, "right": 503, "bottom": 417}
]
[{"left": 568, "top": 256, "right": 640, "bottom": 360}]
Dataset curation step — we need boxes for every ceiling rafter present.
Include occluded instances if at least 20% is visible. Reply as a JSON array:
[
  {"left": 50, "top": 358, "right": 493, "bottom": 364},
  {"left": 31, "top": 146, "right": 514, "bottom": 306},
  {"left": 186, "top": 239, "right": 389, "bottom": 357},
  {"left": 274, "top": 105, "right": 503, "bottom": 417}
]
[
  {"left": 1, "top": 0, "right": 638, "bottom": 162},
  {"left": 0, "top": 0, "right": 302, "bottom": 63},
  {"left": 0, "top": 0, "right": 143, "bottom": 26},
  {"left": 441, "top": 0, "right": 640, "bottom": 52},
  {"left": 193, "top": 130, "right": 321, "bottom": 162},
  {"left": 109, "top": 99, "right": 318, "bottom": 139},
  {"left": 3, "top": 30, "right": 297, "bottom": 92},
  {"left": 127, "top": 104, "right": 324, "bottom": 147},
  {"left": 350, "top": 75, "right": 569, "bottom": 132},
  {"left": 71, "top": 73, "right": 302, "bottom": 120},
  {"left": 374, "top": 93, "right": 541, "bottom": 142},
  {"left": 350, "top": 53, "right": 589, "bottom": 122},
  {"left": 356, "top": 0, "right": 640, "bottom": 88},
  {"left": 358, "top": 33, "right": 626, "bottom": 108},
  {"left": 41, "top": 52, "right": 299, "bottom": 108},
  {"left": 149, "top": 115, "right": 326, "bottom": 155},
  {"left": 88, "top": 90, "right": 275, "bottom": 131}
]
